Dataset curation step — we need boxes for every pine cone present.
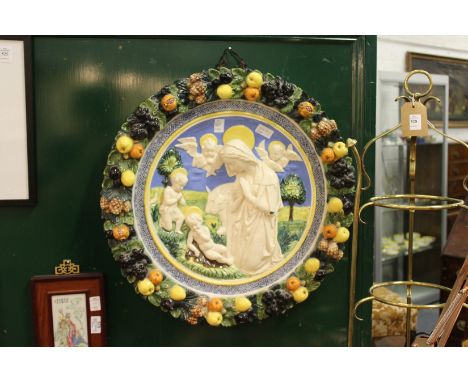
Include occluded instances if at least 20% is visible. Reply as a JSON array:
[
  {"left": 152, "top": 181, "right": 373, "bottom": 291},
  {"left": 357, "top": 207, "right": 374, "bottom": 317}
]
[
  {"left": 317, "top": 119, "right": 337, "bottom": 136},
  {"left": 327, "top": 242, "right": 340, "bottom": 259},
  {"left": 310, "top": 127, "right": 321, "bottom": 142},
  {"left": 191, "top": 306, "right": 205, "bottom": 318},
  {"left": 189, "top": 73, "right": 204, "bottom": 84},
  {"left": 123, "top": 201, "right": 132, "bottom": 213},
  {"left": 195, "top": 94, "right": 206, "bottom": 104},
  {"left": 189, "top": 81, "right": 206, "bottom": 97},
  {"left": 318, "top": 238, "right": 329, "bottom": 252},
  {"left": 100, "top": 197, "right": 109, "bottom": 211},
  {"left": 109, "top": 198, "right": 124, "bottom": 215},
  {"left": 186, "top": 316, "right": 198, "bottom": 325},
  {"left": 196, "top": 296, "right": 208, "bottom": 306}
]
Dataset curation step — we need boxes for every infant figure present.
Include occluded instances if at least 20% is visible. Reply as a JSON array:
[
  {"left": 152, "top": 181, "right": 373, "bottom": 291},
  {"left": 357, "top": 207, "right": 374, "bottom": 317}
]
[
  {"left": 159, "top": 169, "right": 188, "bottom": 233},
  {"left": 185, "top": 213, "right": 233, "bottom": 266}
]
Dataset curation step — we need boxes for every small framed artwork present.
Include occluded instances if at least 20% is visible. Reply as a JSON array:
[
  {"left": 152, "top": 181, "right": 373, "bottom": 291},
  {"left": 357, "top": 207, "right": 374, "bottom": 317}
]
[
  {"left": 0, "top": 36, "right": 36, "bottom": 205},
  {"left": 407, "top": 52, "right": 468, "bottom": 128},
  {"left": 31, "top": 273, "right": 106, "bottom": 347}
]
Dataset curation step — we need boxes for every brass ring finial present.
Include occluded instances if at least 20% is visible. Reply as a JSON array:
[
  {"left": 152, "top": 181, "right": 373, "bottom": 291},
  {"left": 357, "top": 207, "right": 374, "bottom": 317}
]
[{"left": 403, "top": 70, "right": 433, "bottom": 100}]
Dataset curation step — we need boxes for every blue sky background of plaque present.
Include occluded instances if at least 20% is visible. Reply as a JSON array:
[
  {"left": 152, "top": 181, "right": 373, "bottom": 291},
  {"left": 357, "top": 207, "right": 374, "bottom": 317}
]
[{"left": 150, "top": 115, "right": 313, "bottom": 206}]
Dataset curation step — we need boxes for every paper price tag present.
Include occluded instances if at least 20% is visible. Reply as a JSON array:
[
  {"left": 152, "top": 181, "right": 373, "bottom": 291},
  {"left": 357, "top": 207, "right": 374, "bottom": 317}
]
[{"left": 401, "top": 101, "right": 428, "bottom": 137}]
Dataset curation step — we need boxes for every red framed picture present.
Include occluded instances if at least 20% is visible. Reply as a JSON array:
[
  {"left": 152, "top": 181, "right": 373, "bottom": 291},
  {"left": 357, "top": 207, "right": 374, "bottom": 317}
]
[{"left": 30, "top": 273, "right": 106, "bottom": 347}]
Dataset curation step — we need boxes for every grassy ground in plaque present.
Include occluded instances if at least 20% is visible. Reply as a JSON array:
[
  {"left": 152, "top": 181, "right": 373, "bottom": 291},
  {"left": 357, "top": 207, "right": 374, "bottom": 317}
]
[{"left": 149, "top": 188, "right": 309, "bottom": 280}]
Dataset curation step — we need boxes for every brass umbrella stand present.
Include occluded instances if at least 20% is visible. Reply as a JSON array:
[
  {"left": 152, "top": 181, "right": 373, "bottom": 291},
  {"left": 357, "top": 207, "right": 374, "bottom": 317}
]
[{"left": 348, "top": 70, "right": 468, "bottom": 347}]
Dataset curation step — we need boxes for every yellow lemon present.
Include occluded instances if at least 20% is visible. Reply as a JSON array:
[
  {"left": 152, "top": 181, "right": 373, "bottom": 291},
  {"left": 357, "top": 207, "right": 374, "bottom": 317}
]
[
  {"left": 137, "top": 279, "right": 154, "bottom": 296},
  {"left": 206, "top": 311, "right": 223, "bottom": 326},
  {"left": 234, "top": 297, "right": 252, "bottom": 313},
  {"left": 169, "top": 285, "right": 186, "bottom": 301},
  {"left": 121, "top": 170, "right": 136, "bottom": 187},
  {"left": 304, "top": 258, "right": 320, "bottom": 274},
  {"left": 116, "top": 135, "right": 134, "bottom": 154},
  {"left": 216, "top": 84, "right": 233, "bottom": 99}
]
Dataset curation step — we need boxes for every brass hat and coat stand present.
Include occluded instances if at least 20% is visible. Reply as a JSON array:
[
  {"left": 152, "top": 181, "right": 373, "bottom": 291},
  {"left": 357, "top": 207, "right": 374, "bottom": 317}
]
[{"left": 347, "top": 70, "right": 468, "bottom": 347}]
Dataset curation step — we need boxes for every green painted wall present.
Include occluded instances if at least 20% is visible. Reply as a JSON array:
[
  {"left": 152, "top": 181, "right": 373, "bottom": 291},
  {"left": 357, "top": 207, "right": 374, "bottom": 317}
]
[{"left": 0, "top": 36, "right": 375, "bottom": 346}]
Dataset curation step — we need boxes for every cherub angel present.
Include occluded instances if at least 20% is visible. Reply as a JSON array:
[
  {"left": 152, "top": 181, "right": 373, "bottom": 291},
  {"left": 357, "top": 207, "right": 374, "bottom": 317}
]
[
  {"left": 255, "top": 140, "right": 302, "bottom": 172},
  {"left": 175, "top": 133, "right": 223, "bottom": 176}
]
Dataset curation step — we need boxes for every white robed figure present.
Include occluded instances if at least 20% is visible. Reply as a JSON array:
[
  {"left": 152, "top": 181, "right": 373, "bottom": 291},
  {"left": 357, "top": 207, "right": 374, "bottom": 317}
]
[{"left": 206, "top": 137, "right": 283, "bottom": 275}]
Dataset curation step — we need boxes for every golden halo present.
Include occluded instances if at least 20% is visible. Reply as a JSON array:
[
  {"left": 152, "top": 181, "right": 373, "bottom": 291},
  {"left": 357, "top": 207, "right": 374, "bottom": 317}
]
[
  {"left": 200, "top": 133, "right": 218, "bottom": 147},
  {"left": 268, "top": 140, "right": 286, "bottom": 153},
  {"left": 183, "top": 205, "right": 203, "bottom": 218},
  {"left": 222, "top": 125, "right": 255, "bottom": 150},
  {"left": 170, "top": 167, "right": 188, "bottom": 178}
]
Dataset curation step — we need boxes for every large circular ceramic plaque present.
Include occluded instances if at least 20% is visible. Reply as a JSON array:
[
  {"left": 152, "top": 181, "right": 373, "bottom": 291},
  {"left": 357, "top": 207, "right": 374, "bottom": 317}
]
[
  {"left": 134, "top": 100, "right": 326, "bottom": 296},
  {"left": 101, "top": 67, "right": 356, "bottom": 326}
]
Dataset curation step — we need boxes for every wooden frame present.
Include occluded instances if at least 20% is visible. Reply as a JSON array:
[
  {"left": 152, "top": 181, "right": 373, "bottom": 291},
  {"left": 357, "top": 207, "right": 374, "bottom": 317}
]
[
  {"left": 0, "top": 36, "right": 36, "bottom": 206},
  {"left": 407, "top": 52, "right": 468, "bottom": 128},
  {"left": 31, "top": 273, "right": 106, "bottom": 347}
]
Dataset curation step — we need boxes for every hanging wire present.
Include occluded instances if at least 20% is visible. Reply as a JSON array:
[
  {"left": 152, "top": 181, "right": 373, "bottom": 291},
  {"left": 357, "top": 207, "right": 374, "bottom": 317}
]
[{"left": 215, "top": 47, "right": 248, "bottom": 70}]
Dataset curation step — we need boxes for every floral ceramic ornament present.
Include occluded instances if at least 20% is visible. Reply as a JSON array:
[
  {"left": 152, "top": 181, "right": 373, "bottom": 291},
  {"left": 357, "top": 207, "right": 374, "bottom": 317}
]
[{"left": 100, "top": 67, "right": 356, "bottom": 326}]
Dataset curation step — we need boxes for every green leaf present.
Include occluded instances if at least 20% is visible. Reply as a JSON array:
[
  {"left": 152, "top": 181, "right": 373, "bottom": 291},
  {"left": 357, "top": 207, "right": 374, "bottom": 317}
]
[
  {"left": 264, "top": 73, "right": 275, "bottom": 82},
  {"left": 327, "top": 182, "right": 356, "bottom": 196},
  {"left": 231, "top": 68, "right": 246, "bottom": 77},
  {"left": 107, "top": 150, "right": 122, "bottom": 166},
  {"left": 208, "top": 68, "right": 220, "bottom": 80},
  {"left": 291, "top": 84, "right": 303, "bottom": 100},
  {"left": 219, "top": 67, "right": 231, "bottom": 75},
  {"left": 221, "top": 316, "right": 236, "bottom": 327},
  {"left": 102, "top": 178, "right": 114, "bottom": 189},
  {"left": 168, "top": 84, "right": 178, "bottom": 94},
  {"left": 147, "top": 294, "right": 161, "bottom": 307},
  {"left": 305, "top": 280, "right": 321, "bottom": 292},
  {"left": 170, "top": 309, "right": 182, "bottom": 319},
  {"left": 299, "top": 119, "right": 312, "bottom": 134},
  {"left": 178, "top": 103, "right": 189, "bottom": 113},
  {"left": 120, "top": 122, "right": 130, "bottom": 133},
  {"left": 103, "top": 220, "right": 114, "bottom": 231},
  {"left": 139, "top": 98, "right": 158, "bottom": 115},
  {"left": 280, "top": 101, "right": 294, "bottom": 114}
]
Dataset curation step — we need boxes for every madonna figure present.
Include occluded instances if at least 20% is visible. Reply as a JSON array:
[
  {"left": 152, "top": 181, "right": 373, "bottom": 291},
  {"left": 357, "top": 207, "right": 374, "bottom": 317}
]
[{"left": 206, "top": 137, "right": 283, "bottom": 275}]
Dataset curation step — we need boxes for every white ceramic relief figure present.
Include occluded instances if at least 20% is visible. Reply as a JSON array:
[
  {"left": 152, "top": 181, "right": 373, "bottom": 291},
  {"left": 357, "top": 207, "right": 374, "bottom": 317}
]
[
  {"left": 255, "top": 139, "right": 302, "bottom": 172},
  {"left": 175, "top": 134, "right": 224, "bottom": 176},
  {"left": 185, "top": 212, "right": 233, "bottom": 265},
  {"left": 158, "top": 168, "right": 188, "bottom": 233},
  {"left": 206, "top": 134, "right": 283, "bottom": 276}
]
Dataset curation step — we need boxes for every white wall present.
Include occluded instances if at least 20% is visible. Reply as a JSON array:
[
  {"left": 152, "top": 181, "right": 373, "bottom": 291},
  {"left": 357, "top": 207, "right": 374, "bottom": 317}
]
[{"left": 378, "top": 35, "right": 468, "bottom": 141}]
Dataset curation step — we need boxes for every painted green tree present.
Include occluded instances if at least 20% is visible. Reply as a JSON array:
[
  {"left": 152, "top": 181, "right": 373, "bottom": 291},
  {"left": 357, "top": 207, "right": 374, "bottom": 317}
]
[
  {"left": 157, "top": 147, "right": 183, "bottom": 186},
  {"left": 280, "top": 174, "right": 306, "bottom": 221}
]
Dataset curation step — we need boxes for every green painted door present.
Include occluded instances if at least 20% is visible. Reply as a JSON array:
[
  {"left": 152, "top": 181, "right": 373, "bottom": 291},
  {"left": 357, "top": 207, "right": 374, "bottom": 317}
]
[{"left": 0, "top": 36, "right": 375, "bottom": 346}]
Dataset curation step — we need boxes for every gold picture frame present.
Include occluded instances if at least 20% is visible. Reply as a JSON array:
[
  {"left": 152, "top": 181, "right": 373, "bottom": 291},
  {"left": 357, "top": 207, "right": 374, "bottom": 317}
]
[{"left": 407, "top": 52, "right": 468, "bottom": 128}]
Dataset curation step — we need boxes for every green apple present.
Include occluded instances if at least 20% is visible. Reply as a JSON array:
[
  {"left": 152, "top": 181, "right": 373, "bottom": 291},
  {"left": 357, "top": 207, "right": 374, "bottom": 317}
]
[
  {"left": 334, "top": 227, "right": 350, "bottom": 243},
  {"left": 169, "top": 285, "right": 186, "bottom": 301},
  {"left": 327, "top": 197, "right": 343, "bottom": 213},
  {"left": 137, "top": 278, "right": 154, "bottom": 296},
  {"left": 116, "top": 135, "right": 134, "bottom": 154},
  {"left": 234, "top": 297, "right": 252, "bottom": 313},
  {"left": 216, "top": 84, "right": 233, "bottom": 99},
  {"left": 246, "top": 71, "right": 263, "bottom": 88},
  {"left": 292, "top": 286, "right": 309, "bottom": 303},
  {"left": 333, "top": 141, "right": 348, "bottom": 158},
  {"left": 304, "top": 258, "right": 320, "bottom": 274},
  {"left": 206, "top": 311, "right": 223, "bottom": 326}
]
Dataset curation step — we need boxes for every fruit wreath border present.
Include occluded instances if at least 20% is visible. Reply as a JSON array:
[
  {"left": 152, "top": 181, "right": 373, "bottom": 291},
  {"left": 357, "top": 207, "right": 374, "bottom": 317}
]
[{"left": 100, "top": 67, "right": 356, "bottom": 327}]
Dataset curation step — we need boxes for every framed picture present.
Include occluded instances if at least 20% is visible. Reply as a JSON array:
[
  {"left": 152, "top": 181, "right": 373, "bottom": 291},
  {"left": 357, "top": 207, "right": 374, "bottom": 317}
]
[
  {"left": 0, "top": 36, "right": 36, "bottom": 205},
  {"left": 31, "top": 273, "right": 106, "bottom": 347},
  {"left": 407, "top": 52, "right": 468, "bottom": 128}
]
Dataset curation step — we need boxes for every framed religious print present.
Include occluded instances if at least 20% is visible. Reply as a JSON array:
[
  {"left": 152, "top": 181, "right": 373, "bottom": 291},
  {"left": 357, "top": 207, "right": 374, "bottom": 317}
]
[
  {"left": 100, "top": 62, "right": 356, "bottom": 327},
  {"left": 407, "top": 52, "right": 468, "bottom": 128},
  {"left": 0, "top": 36, "right": 36, "bottom": 205},
  {"left": 31, "top": 272, "right": 106, "bottom": 346}
]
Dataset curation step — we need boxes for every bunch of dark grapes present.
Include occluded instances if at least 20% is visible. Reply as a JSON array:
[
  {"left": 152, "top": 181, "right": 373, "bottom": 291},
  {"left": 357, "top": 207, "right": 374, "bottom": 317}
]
[
  {"left": 127, "top": 106, "right": 160, "bottom": 140},
  {"left": 327, "top": 158, "right": 355, "bottom": 189},
  {"left": 108, "top": 165, "right": 121, "bottom": 186},
  {"left": 342, "top": 194, "right": 354, "bottom": 215},
  {"left": 211, "top": 72, "right": 233, "bottom": 89},
  {"left": 175, "top": 79, "right": 190, "bottom": 104},
  {"left": 261, "top": 76, "right": 295, "bottom": 108},
  {"left": 261, "top": 289, "right": 294, "bottom": 316},
  {"left": 160, "top": 298, "right": 175, "bottom": 311},
  {"left": 117, "top": 248, "right": 151, "bottom": 280},
  {"left": 234, "top": 309, "right": 257, "bottom": 324}
]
